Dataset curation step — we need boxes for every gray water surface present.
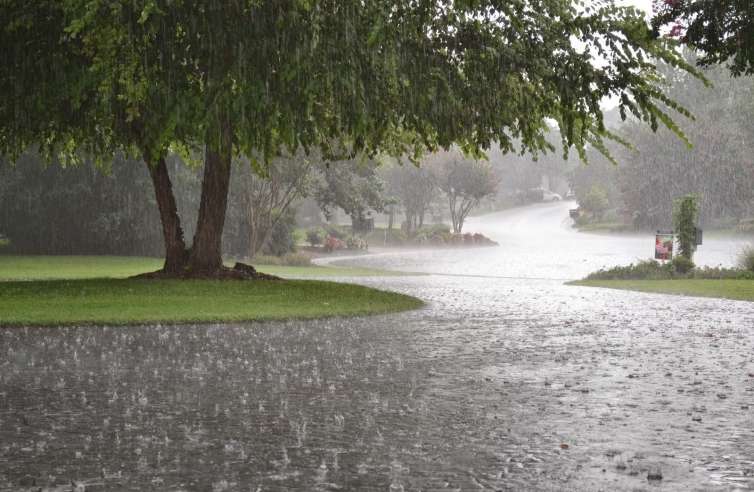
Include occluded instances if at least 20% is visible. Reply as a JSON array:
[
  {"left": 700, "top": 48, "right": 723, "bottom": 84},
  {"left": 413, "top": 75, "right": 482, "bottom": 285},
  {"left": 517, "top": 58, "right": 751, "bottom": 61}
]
[{"left": 2, "top": 203, "right": 754, "bottom": 491}]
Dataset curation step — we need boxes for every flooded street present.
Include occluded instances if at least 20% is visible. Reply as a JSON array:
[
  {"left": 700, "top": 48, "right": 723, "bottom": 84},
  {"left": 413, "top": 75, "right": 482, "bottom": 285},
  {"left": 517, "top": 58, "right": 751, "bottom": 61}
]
[{"left": 3, "top": 203, "right": 754, "bottom": 490}]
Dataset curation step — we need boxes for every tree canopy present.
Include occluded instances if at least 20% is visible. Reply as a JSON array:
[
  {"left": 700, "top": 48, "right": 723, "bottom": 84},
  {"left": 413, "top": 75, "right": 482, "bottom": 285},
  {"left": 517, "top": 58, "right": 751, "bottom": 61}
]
[
  {"left": 0, "top": 0, "right": 698, "bottom": 276},
  {"left": 652, "top": 0, "right": 754, "bottom": 76}
]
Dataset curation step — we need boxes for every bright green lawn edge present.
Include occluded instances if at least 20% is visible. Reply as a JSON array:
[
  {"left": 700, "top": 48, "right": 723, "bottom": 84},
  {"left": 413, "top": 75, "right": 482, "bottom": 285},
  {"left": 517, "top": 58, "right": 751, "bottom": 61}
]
[
  {"left": 570, "top": 278, "right": 754, "bottom": 302},
  {"left": 0, "top": 256, "right": 423, "bottom": 326},
  {"left": 0, "top": 278, "right": 424, "bottom": 327}
]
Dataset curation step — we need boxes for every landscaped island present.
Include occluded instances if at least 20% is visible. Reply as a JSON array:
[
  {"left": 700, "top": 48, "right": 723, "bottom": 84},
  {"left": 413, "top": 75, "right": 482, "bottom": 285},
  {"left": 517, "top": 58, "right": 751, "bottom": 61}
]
[
  {"left": 0, "top": 256, "right": 422, "bottom": 327},
  {"left": 571, "top": 257, "right": 754, "bottom": 302}
]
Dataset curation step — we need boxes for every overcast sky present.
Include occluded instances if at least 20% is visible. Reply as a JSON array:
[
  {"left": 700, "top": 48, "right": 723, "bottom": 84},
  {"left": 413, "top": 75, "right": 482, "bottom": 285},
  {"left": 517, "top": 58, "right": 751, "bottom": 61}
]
[{"left": 621, "top": 0, "right": 652, "bottom": 15}]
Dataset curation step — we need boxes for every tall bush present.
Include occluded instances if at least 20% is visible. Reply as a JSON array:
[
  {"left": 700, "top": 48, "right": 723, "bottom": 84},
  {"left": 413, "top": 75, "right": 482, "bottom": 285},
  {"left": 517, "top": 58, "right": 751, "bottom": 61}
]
[{"left": 673, "top": 194, "right": 699, "bottom": 261}]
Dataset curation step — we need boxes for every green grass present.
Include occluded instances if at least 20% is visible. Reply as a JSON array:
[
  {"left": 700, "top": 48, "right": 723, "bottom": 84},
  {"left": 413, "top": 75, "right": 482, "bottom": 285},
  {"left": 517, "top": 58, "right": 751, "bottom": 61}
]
[
  {"left": 0, "top": 255, "right": 400, "bottom": 281},
  {"left": 572, "top": 279, "right": 754, "bottom": 302},
  {"left": 0, "top": 278, "right": 423, "bottom": 327},
  {"left": 0, "top": 255, "right": 422, "bottom": 326}
]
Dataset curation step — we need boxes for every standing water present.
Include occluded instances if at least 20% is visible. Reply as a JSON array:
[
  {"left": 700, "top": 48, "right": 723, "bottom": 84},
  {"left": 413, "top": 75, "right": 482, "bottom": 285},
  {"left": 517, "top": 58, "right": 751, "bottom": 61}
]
[{"left": 2, "top": 202, "right": 753, "bottom": 490}]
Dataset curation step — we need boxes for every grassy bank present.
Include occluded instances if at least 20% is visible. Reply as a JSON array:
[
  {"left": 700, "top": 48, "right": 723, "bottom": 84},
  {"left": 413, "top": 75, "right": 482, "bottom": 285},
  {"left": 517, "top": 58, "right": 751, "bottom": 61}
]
[
  {"left": 572, "top": 279, "right": 754, "bottom": 302},
  {"left": 0, "top": 255, "right": 400, "bottom": 281},
  {"left": 0, "top": 278, "right": 423, "bottom": 326},
  {"left": 0, "top": 255, "right": 422, "bottom": 326}
]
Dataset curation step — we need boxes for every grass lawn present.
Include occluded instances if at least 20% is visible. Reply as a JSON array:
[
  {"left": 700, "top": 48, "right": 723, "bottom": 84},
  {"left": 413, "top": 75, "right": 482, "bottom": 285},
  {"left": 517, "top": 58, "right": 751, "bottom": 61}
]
[
  {"left": 0, "top": 256, "right": 422, "bottom": 326},
  {"left": 572, "top": 279, "right": 754, "bottom": 302},
  {"left": 0, "top": 255, "right": 400, "bottom": 281}
]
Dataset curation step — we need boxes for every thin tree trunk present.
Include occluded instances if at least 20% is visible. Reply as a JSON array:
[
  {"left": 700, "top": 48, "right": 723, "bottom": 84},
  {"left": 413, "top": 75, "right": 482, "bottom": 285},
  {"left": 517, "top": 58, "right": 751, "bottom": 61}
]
[
  {"left": 188, "top": 119, "right": 233, "bottom": 274},
  {"left": 449, "top": 194, "right": 460, "bottom": 233},
  {"left": 248, "top": 195, "right": 259, "bottom": 259},
  {"left": 146, "top": 156, "right": 189, "bottom": 274}
]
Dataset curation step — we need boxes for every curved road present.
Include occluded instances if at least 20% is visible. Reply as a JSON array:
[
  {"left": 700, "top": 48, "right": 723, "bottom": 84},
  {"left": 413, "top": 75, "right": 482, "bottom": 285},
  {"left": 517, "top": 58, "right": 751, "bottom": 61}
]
[{"left": 1, "top": 202, "right": 753, "bottom": 491}]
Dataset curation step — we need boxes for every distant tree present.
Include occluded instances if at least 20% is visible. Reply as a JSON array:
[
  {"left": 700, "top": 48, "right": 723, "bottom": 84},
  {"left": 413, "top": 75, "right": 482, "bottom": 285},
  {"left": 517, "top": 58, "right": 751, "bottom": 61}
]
[
  {"left": 580, "top": 185, "right": 611, "bottom": 220},
  {"left": 314, "top": 157, "right": 386, "bottom": 229},
  {"left": 384, "top": 162, "right": 437, "bottom": 236},
  {"left": 653, "top": 0, "right": 754, "bottom": 76},
  {"left": 429, "top": 150, "right": 499, "bottom": 234},
  {"left": 232, "top": 154, "right": 313, "bottom": 259},
  {"left": 621, "top": 58, "right": 754, "bottom": 228},
  {"left": 565, "top": 52, "right": 754, "bottom": 230}
]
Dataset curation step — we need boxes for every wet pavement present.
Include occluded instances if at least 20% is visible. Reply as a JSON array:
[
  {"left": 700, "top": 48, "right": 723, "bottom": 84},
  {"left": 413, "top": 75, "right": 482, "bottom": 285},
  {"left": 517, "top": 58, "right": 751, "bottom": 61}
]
[{"left": 2, "top": 202, "right": 754, "bottom": 490}]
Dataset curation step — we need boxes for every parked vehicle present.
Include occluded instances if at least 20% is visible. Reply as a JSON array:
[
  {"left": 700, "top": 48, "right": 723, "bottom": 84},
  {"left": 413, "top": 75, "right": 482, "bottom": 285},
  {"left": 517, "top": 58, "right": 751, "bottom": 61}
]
[{"left": 542, "top": 190, "right": 562, "bottom": 202}]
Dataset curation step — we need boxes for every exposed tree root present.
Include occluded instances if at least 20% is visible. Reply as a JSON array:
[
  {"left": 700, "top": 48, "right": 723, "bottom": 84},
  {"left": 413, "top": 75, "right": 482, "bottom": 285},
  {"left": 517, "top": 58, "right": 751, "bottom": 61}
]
[{"left": 132, "top": 262, "right": 282, "bottom": 281}]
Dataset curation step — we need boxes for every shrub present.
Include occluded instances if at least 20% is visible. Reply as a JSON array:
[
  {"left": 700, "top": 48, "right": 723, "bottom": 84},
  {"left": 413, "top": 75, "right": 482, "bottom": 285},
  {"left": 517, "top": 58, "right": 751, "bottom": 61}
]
[
  {"left": 346, "top": 236, "right": 368, "bottom": 250},
  {"left": 671, "top": 255, "right": 695, "bottom": 274},
  {"left": 738, "top": 244, "right": 754, "bottom": 272},
  {"left": 414, "top": 224, "right": 452, "bottom": 245},
  {"left": 584, "top": 257, "right": 754, "bottom": 281},
  {"left": 673, "top": 194, "right": 699, "bottom": 261},
  {"left": 585, "top": 259, "right": 674, "bottom": 280},
  {"left": 580, "top": 185, "right": 609, "bottom": 219},
  {"left": 259, "top": 208, "right": 297, "bottom": 257},
  {"left": 306, "top": 228, "right": 323, "bottom": 247},
  {"left": 323, "top": 235, "right": 346, "bottom": 252},
  {"left": 691, "top": 266, "right": 754, "bottom": 280}
]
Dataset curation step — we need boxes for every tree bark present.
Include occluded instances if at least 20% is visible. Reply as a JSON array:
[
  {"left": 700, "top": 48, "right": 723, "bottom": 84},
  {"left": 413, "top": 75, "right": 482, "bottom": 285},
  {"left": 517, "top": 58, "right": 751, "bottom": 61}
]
[
  {"left": 188, "top": 119, "right": 233, "bottom": 274},
  {"left": 247, "top": 196, "right": 260, "bottom": 259},
  {"left": 146, "top": 156, "right": 189, "bottom": 274}
]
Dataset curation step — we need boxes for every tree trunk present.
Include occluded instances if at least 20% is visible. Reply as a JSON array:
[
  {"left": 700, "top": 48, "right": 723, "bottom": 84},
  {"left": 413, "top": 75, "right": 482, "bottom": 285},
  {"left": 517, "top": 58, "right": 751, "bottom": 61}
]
[
  {"left": 188, "top": 120, "right": 233, "bottom": 274},
  {"left": 146, "top": 156, "right": 189, "bottom": 274},
  {"left": 247, "top": 197, "right": 264, "bottom": 260},
  {"left": 449, "top": 194, "right": 460, "bottom": 233}
]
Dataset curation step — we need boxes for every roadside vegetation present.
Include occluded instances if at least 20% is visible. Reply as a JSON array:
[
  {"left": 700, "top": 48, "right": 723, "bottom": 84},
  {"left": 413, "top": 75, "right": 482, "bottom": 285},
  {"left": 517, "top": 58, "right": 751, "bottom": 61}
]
[
  {"left": 579, "top": 259, "right": 754, "bottom": 282},
  {"left": 568, "top": 52, "right": 754, "bottom": 235},
  {"left": 573, "top": 245, "right": 754, "bottom": 302},
  {"left": 303, "top": 223, "right": 497, "bottom": 251},
  {"left": 573, "top": 195, "right": 754, "bottom": 302}
]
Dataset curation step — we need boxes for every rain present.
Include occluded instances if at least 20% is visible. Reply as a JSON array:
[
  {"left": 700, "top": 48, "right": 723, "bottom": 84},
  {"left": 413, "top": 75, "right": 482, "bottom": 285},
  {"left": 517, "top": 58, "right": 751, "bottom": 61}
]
[{"left": 2, "top": 1, "right": 754, "bottom": 491}]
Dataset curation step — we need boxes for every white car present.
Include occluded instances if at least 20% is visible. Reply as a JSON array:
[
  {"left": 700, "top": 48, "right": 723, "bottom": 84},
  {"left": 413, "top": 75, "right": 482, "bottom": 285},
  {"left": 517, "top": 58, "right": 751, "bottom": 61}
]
[{"left": 542, "top": 190, "right": 562, "bottom": 202}]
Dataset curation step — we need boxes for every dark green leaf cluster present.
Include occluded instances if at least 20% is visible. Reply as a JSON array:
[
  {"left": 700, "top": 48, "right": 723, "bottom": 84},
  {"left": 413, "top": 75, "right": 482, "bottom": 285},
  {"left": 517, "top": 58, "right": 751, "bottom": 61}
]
[
  {"left": 653, "top": 0, "right": 754, "bottom": 76},
  {"left": 673, "top": 193, "right": 699, "bottom": 260},
  {"left": 1, "top": 0, "right": 697, "bottom": 166}
]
